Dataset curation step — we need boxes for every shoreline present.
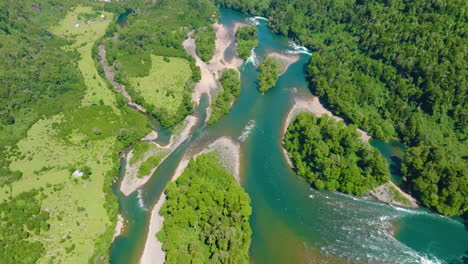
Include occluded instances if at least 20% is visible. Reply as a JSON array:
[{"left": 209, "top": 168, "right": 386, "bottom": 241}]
[
  {"left": 112, "top": 214, "right": 125, "bottom": 242},
  {"left": 370, "top": 181, "right": 419, "bottom": 208},
  {"left": 281, "top": 90, "right": 372, "bottom": 167},
  {"left": 267, "top": 51, "right": 300, "bottom": 76},
  {"left": 140, "top": 136, "right": 241, "bottom": 264},
  {"left": 119, "top": 115, "right": 198, "bottom": 196},
  {"left": 184, "top": 22, "right": 246, "bottom": 122},
  {"left": 281, "top": 90, "right": 418, "bottom": 208}
]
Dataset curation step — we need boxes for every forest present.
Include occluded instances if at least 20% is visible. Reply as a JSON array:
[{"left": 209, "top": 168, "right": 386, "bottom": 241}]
[
  {"left": 215, "top": 0, "right": 468, "bottom": 216},
  {"left": 158, "top": 153, "right": 252, "bottom": 264},
  {"left": 195, "top": 26, "right": 216, "bottom": 62},
  {"left": 208, "top": 69, "right": 241, "bottom": 124},
  {"left": 257, "top": 56, "right": 279, "bottom": 93},
  {"left": 284, "top": 113, "right": 389, "bottom": 196},
  {"left": 235, "top": 26, "right": 258, "bottom": 60},
  {"left": 104, "top": 0, "right": 218, "bottom": 127},
  {"left": 0, "top": 0, "right": 86, "bottom": 186}
]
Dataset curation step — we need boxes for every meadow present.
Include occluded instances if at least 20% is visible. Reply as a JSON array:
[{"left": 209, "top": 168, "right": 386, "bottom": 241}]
[
  {"left": 0, "top": 6, "right": 150, "bottom": 263},
  {"left": 129, "top": 55, "right": 193, "bottom": 126}
]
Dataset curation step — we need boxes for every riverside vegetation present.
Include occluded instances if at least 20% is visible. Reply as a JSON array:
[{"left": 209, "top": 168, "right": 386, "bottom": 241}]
[
  {"left": 208, "top": 69, "right": 242, "bottom": 124},
  {"left": 194, "top": 26, "right": 216, "bottom": 62},
  {"left": 216, "top": 0, "right": 468, "bottom": 216},
  {"left": 158, "top": 153, "right": 252, "bottom": 264},
  {"left": 284, "top": 113, "right": 389, "bottom": 196},
  {"left": 257, "top": 56, "right": 279, "bottom": 93},
  {"left": 0, "top": 2, "right": 151, "bottom": 263},
  {"left": 235, "top": 26, "right": 258, "bottom": 60},
  {"left": 104, "top": 0, "right": 219, "bottom": 127}
]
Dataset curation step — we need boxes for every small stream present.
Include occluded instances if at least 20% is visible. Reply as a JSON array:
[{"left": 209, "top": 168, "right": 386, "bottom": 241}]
[{"left": 110, "top": 8, "right": 468, "bottom": 264}]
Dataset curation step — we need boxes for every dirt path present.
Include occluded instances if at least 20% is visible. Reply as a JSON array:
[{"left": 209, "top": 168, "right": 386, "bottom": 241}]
[{"left": 98, "top": 43, "right": 147, "bottom": 113}]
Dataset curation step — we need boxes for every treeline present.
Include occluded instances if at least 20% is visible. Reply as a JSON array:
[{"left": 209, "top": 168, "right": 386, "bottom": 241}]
[
  {"left": 208, "top": 69, "right": 241, "bottom": 124},
  {"left": 214, "top": 0, "right": 467, "bottom": 216},
  {"left": 104, "top": 0, "right": 219, "bottom": 127},
  {"left": 257, "top": 56, "right": 279, "bottom": 93},
  {"left": 284, "top": 113, "right": 389, "bottom": 196},
  {"left": 235, "top": 26, "right": 258, "bottom": 60},
  {"left": 195, "top": 26, "right": 216, "bottom": 62},
  {"left": 158, "top": 153, "right": 252, "bottom": 264},
  {"left": 0, "top": 0, "right": 89, "bottom": 186}
]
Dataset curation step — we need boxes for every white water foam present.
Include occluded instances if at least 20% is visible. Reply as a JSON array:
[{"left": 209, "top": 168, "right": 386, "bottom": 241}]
[
  {"left": 137, "top": 189, "right": 147, "bottom": 211},
  {"left": 238, "top": 120, "right": 256, "bottom": 142},
  {"left": 287, "top": 41, "right": 312, "bottom": 56},
  {"left": 245, "top": 48, "right": 259, "bottom": 67},
  {"left": 254, "top": 16, "right": 268, "bottom": 21},
  {"left": 246, "top": 17, "right": 259, "bottom": 26}
]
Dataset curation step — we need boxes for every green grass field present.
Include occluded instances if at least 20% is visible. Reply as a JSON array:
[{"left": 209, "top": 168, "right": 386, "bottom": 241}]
[
  {"left": 51, "top": 6, "right": 116, "bottom": 109},
  {"left": 130, "top": 55, "right": 192, "bottom": 119},
  {"left": 0, "top": 7, "right": 151, "bottom": 263}
]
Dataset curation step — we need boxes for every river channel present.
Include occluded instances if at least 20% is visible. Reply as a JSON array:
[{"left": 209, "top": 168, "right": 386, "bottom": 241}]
[{"left": 110, "top": 8, "right": 468, "bottom": 264}]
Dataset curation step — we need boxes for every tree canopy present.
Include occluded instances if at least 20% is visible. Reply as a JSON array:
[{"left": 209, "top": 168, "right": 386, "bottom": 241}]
[
  {"left": 257, "top": 56, "right": 279, "bottom": 93},
  {"left": 208, "top": 69, "right": 241, "bottom": 124},
  {"left": 235, "top": 26, "right": 258, "bottom": 60},
  {"left": 216, "top": 0, "right": 468, "bottom": 216},
  {"left": 284, "top": 113, "right": 389, "bottom": 196},
  {"left": 158, "top": 153, "right": 252, "bottom": 264}
]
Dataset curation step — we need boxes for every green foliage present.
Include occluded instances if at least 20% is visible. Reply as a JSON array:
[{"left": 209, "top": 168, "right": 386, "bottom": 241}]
[
  {"left": 257, "top": 56, "right": 279, "bottom": 93},
  {"left": 138, "top": 154, "right": 165, "bottom": 178},
  {"left": 401, "top": 146, "right": 467, "bottom": 216},
  {"left": 105, "top": 0, "right": 218, "bottom": 127},
  {"left": 158, "top": 153, "right": 252, "bottom": 264},
  {"left": 131, "top": 141, "right": 153, "bottom": 165},
  {"left": 284, "top": 113, "right": 389, "bottom": 196},
  {"left": 194, "top": 26, "right": 216, "bottom": 62},
  {"left": 216, "top": 0, "right": 468, "bottom": 216},
  {"left": 0, "top": 190, "right": 50, "bottom": 264},
  {"left": 208, "top": 69, "right": 241, "bottom": 124},
  {"left": 235, "top": 26, "right": 258, "bottom": 60},
  {"left": 0, "top": 0, "right": 87, "bottom": 184},
  {"left": 387, "top": 184, "right": 411, "bottom": 206}
]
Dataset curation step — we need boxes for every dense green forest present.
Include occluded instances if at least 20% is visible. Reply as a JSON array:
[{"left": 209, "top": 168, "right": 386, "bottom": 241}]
[
  {"left": 0, "top": 1, "right": 153, "bottom": 262},
  {"left": 257, "top": 56, "right": 279, "bottom": 93},
  {"left": 104, "top": 0, "right": 219, "bottom": 127},
  {"left": 235, "top": 26, "right": 258, "bottom": 60},
  {"left": 284, "top": 113, "right": 389, "bottom": 196},
  {"left": 208, "top": 69, "right": 241, "bottom": 124},
  {"left": 0, "top": 0, "right": 86, "bottom": 185},
  {"left": 158, "top": 153, "right": 252, "bottom": 264},
  {"left": 0, "top": 190, "right": 50, "bottom": 264},
  {"left": 194, "top": 26, "right": 216, "bottom": 62},
  {"left": 215, "top": 0, "right": 468, "bottom": 216}
]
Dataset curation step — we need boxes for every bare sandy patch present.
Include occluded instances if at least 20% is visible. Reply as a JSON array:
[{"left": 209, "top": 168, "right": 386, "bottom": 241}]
[
  {"left": 267, "top": 51, "right": 300, "bottom": 75},
  {"left": 140, "top": 137, "right": 240, "bottom": 264},
  {"left": 112, "top": 214, "right": 125, "bottom": 242},
  {"left": 282, "top": 90, "right": 371, "bottom": 163},
  {"left": 119, "top": 115, "right": 198, "bottom": 196},
  {"left": 370, "top": 182, "right": 419, "bottom": 208}
]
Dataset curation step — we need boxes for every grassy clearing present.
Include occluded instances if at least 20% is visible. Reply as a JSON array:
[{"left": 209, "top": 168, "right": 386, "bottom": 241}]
[
  {"left": 129, "top": 55, "right": 192, "bottom": 124},
  {"left": 131, "top": 141, "right": 153, "bottom": 165},
  {"left": 51, "top": 6, "right": 116, "bottom": 109},
  {"left": 0, "top": 6, "right": 151, "bottom": 264},
  {"left": 138, "top": 153, "right": 166, "bottom": 178}
]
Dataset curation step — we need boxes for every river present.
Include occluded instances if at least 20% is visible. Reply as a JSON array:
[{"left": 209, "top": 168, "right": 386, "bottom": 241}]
[{"left": 110, "top": 8, "right": 468, "bottom": 264}]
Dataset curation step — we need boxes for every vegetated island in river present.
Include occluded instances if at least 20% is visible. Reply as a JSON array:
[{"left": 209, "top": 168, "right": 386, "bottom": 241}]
[
  {"left": 140, "top": 137, "right": 249, "bottom": 264},
  {"left": 282, "top": 92, "right": 418, "bottom": 207},
  {"left": 217, "top": 0, "right": 466, "bottom": 217},
  {"left": 117, "top": 5, "right": 248, "bottom": 196}
]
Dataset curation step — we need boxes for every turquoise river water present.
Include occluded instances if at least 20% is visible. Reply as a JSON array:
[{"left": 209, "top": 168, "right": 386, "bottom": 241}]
[{"left": 110, "top": 8, "right": 468, "bottom": 264}]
